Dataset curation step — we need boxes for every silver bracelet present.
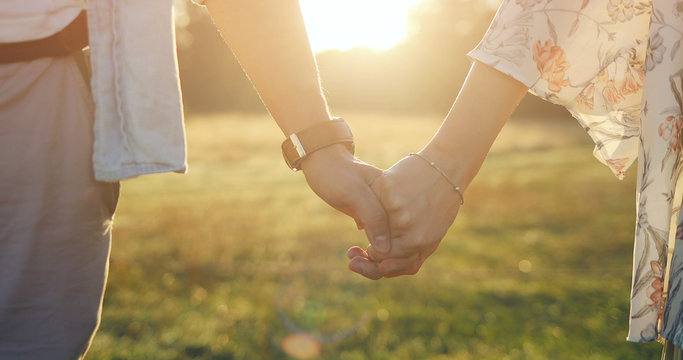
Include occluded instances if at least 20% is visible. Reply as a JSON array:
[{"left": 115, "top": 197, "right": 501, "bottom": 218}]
[{"left": 408, "top": 152, "right": 464, "bottom": 205}]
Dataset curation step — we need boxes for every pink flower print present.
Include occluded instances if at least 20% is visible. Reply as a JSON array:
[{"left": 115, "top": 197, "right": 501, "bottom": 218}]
[
  {"left": 606, "top": 157, "right": 629, "bottom": 177},
  {"left": 533, "top": 40, "right": 570, "bottom": 93},
  {"left": 603, "top": 81, "right": 625, "bottom": 105},
  {"left": 658, "top": 114, "right": 683, "bottom": 151},
  {"left": 619, "top": 67, "right": 644, "bottom": 96},
  {"left": 577, "top": 83, "right": 595, "bottom": 110},
  {"left": 599, "top": 53, "right": 644, "bottom": 105},
  {"left": 648, "top": 261, "right": 664, "bottom": 308}
]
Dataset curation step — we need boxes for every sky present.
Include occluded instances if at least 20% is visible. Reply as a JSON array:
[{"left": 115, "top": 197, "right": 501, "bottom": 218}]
[{"left": 298, "top": 0, "right": 425, "bottom": 52}]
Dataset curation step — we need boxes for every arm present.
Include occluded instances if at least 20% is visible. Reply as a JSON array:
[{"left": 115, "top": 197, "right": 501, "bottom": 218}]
[
  {"left": 348, "top": 61, "right": 528, "bottom": 279},
  {"left": 204, "top": 0, "right": 391, "bottom": 251},
  {"left": 205, "top": 0, "right": 327, "bottom": 134}
]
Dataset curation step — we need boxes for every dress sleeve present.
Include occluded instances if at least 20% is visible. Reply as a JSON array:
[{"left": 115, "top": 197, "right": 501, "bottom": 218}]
[{"left": 468, "top": 0, "right": 651, "bottom": 179}]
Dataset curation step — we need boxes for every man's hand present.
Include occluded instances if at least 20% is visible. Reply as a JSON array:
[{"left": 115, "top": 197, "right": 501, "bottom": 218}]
[
  {"left": 300, "top": 144, "right": 391, "bottom": 254},
  {"left": 346, "top": 153, "right": 462, "bottom": 279}
]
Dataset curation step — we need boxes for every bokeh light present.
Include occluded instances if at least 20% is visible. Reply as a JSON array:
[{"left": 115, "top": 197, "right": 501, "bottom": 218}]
[
  {"left": 276, "top": 274, "right": 371, "bottom": 348},
  {"left": 281, "top": 333, "right": 321, "bottom": 359}
]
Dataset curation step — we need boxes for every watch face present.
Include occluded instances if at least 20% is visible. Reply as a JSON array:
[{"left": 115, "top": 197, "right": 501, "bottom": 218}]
[
  {"left": 282, "top": 136, "right": 303, "bottom": 171},
  {"left": 289, "top": 133, "right": 307, "bottom": 158}
]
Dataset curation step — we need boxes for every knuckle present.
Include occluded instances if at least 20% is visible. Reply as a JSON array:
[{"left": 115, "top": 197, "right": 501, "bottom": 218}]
[
  {"left": 383, "top": 194, "right": 404, "bottom": 212},
  {"left": 393, "top": 211, "right": 412, "bottom": 229}
]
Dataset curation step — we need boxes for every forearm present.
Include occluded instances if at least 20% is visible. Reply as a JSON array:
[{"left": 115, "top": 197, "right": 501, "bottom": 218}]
[
  {"left": 206, "top": 0, "right": 330, "bottom": 135},
  {"left": 421, "top": 61, "right": 528, "bottom": 189}
]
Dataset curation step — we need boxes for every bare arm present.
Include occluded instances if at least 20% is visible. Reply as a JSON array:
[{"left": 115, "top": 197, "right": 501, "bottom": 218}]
[
  {"left": 348, "top": 61, "right": 528, "bottom": 279},
  {"left": 204, "top": 0, "right": 391, "bottom": 251},
  {"left": 205, "top": 0, "right": 329, "bottom": 135},
  {"left": 422, "top": 62, "right": 528, "bottom": 189}
]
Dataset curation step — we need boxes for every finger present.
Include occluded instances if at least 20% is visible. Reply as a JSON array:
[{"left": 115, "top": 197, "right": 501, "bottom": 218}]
[
  {"left": 381, "top": 242, "right": 440, "bottom": 277},
  {"left": 354, "top": 218, "right": 364, "bottom": 230},
  {"left": 381, "top": 259, "right": 425, "bottom": 278},
  {"left": 366, "top": 243, "right": 385, "bottom": 261},
  {"left": 346, "top": 246, "right": 368, "bottom": 260},
  {"left": 383, "top": 267, "right": 423, "bottom": 278},
  {"left": 366, "top": 237, "right": 416, "bottom": 261},
  {"left": 349, "top": 163, "right": 391, "bottom": 253},
  {"left": 365, "top": 244, "right": 386, "bottom": 262},
  {"left": 348, "top": 256, "right": 383, "bottom": 280},
  {"left": 377, "top": 253, "right": 420, "bottom": 275}
]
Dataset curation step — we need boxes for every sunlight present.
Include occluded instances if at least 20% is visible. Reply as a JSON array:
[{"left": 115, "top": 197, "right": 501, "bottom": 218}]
[{"left": 299, "top": 0, "right": 425, "bottom": 52}]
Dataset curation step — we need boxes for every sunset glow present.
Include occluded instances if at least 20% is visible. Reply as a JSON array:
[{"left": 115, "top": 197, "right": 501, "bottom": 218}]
[{"left": 298, "top": 0, "right": 424, "bottom": 52}]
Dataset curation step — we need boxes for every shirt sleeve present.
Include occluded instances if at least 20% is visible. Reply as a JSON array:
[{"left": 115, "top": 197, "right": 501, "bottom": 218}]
[{"left": 468, "top": 0, "right": 651, "bottom": 178}]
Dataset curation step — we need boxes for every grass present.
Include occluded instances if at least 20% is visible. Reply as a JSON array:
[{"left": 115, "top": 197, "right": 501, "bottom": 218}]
[{"left": 87, "top": 112, "right": 662, "bottom": 359}]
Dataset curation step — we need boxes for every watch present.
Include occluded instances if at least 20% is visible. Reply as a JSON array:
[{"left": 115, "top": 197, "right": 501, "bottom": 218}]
[{"left": 281, "top": 117, "right": 355, "bottom": 171}]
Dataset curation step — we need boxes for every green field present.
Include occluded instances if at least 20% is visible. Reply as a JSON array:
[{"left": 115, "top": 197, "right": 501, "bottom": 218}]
[{"left": 87, "top": 113, "right": 662, "bottom": 359}]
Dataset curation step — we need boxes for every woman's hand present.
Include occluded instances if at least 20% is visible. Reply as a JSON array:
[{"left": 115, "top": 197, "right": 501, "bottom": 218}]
[{"left": 346, "top": 152, "right": 463, "bottom": 279}]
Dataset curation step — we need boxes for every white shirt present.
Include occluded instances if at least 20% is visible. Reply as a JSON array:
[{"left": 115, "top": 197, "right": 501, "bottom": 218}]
[
  {"left": 1, "top": 0, "right": 188, "bottom": 181},
  {"left": 86, "top": 0, "right": 187, "bottom": 181},
  {"left": 0, "top": 0, "right": 85, "bottom": 42}
]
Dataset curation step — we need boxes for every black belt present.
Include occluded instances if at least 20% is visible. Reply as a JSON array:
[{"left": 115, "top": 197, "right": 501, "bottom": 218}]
[{"left": 0, "top": 11, "right": 88, "bottom": 64}]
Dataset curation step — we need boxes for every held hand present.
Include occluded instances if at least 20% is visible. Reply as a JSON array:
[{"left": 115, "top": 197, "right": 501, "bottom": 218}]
[
  {"left": 344, "top": 63, "right": 527, "bottom": 280},
  {"left": 346, "top": 153, "right": 463, "bottom": 279},
  {"left": 300, "top": 144, "right": 391, "bottom": 253}
]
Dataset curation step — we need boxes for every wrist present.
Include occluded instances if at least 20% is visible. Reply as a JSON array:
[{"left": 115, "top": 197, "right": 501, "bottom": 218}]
[
  {"left": 420, "top": 141, "right": 479, "bottom": 191},
  {"left": 269, "top": 89, "right": 331, "bottom": 136},
  {"left": 299, "top": 143, "right": 355, "bottom": 173}
]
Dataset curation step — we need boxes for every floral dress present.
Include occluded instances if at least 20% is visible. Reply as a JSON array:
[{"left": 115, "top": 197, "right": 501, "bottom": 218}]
[{"left": 468, "top": 0, "right": 683, "bottom": 346}]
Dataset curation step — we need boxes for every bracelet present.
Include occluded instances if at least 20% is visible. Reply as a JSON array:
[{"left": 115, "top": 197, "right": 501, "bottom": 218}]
[{"left": 408, "top": 153, "right": 464, "bottom": 205}]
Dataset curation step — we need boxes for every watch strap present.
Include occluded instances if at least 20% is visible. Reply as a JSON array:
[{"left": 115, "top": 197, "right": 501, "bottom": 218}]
[{"left": 281, "top": 118, "right": 354, "bottom": 171}]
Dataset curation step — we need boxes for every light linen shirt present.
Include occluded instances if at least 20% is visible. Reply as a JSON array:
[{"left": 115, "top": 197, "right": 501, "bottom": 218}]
[
  {"left": 1, "top": 0, "right": 188, "bottom": 181},
  {"left": 469, "top": 0, "right": 683, "bottom": 347},
  {"left": 0, "top": 0, "right": 84, "bottom": 42},
  {"left": 87, "top": 0, "right": 187, "bottom": 181}
]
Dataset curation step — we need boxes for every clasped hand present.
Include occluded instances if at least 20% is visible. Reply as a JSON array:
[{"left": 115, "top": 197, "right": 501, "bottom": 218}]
[
  {"left": 301, "top": 144, "right": 462, "bottom": 280},
  {"left": 346, "top": 153, "right": 462, "bottom": 279}
]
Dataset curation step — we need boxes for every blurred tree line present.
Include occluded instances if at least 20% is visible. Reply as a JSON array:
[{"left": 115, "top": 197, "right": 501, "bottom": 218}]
[{"left": 177, "top": 0, "right": 565, "bottom": 118}]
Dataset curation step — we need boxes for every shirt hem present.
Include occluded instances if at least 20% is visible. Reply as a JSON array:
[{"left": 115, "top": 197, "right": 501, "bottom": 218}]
[{"left": 94, "top": 163, "right": 188, "bottom": 182}]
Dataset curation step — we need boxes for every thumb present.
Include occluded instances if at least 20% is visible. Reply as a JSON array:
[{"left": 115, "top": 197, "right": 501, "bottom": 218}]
[{"left": 350, "top": 163, "right": 391, "bottom": 254}]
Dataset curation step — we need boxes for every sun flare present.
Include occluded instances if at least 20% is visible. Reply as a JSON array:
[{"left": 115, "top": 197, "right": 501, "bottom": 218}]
[{"left": 298, "top": 0, "right": 424, "bottom": 52}]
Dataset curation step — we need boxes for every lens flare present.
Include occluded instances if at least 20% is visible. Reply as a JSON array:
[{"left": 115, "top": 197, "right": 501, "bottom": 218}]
[
  {"left": 281, "top": 333, "right": 321, "bottom": 359},
  {"left": 276, "top": 273, "right": 371, "bottom": 347}
]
